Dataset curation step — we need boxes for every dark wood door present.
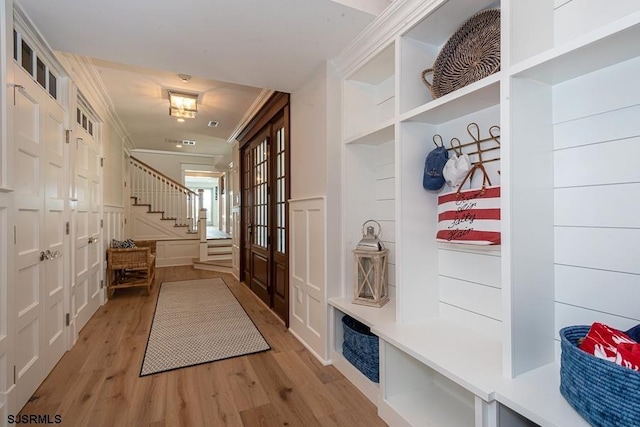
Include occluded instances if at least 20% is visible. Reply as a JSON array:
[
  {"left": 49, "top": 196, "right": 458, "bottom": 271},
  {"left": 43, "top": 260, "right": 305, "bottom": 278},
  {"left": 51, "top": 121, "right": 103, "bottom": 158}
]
[
  {"left": 243, "top": 129, "right": 271, "bottom": 306},
  {"left": 240, "top": 103, "right": 289, "bottom": 326},
  {"left": 271, "top": 116, "right": 288, "bottom": 321}
]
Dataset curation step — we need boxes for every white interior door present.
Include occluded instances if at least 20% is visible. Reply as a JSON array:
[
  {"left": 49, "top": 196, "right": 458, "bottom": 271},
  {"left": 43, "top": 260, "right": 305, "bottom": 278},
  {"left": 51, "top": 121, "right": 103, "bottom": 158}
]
[
  {"left": 72, "top": 126, "right": 101, "bottom": 335},
  {"left": 13, "top": 67, "right": 67, "bottom": 410}
]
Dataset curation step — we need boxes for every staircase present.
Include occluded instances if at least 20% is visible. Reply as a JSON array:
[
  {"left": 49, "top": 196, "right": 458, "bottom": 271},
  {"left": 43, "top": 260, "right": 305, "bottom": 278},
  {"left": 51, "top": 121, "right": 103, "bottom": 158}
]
[
  {"left": 130, "top": 156, "right": 234, "bottom": 272},
  {"left": 129, "top": 156, "right": 199, "bottom": 238},
  {"left": 193, "top": 237, "right": 233, "bottom": 273}
]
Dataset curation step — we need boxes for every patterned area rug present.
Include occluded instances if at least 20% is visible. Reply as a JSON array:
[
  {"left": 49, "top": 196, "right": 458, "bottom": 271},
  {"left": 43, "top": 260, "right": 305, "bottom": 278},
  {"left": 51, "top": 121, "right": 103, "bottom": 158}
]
[{"left": 140, "top": 278, "right": 270, "bottom": 376}]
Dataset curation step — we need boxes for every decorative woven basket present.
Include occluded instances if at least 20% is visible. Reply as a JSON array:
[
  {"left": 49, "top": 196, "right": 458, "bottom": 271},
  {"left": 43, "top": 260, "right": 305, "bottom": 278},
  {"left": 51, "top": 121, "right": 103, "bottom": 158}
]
[
  {"left": 560, "top": 325, "right": 640, "bottom": 427},
  {"left": 342, "top": 315, "right": 379, "bottom": 383},
  {"left": 422, "top": 8, "right": 501, "bottom": 99}
]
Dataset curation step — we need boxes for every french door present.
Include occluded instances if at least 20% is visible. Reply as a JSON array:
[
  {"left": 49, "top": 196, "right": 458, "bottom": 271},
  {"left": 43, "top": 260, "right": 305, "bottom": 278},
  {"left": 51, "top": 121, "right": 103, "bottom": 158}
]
[
  {"left": 241, "top": 108, "right": 289, "bottom": 325},
  {"left": 13, "top": 66, "right": 68, "bottom": 410}
]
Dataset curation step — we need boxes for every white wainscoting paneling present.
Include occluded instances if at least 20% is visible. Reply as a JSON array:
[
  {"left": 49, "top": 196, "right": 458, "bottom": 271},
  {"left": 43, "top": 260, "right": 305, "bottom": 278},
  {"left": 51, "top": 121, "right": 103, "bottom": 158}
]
[
  {"left": 103, "top": 205, "right": 124, "bottom": 247},
  {"left": 289, "top": 196, "right": 328, "bottom": 362},
  {"left": 155, "top": 239, "right": 199, "bottom": 267}
]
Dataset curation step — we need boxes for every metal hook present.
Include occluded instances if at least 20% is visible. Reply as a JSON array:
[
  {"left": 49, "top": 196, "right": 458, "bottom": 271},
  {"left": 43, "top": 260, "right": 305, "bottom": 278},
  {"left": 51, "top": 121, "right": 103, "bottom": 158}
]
[
  {"left": 467, "top": 122, "right": 481, "bottom": 142},
  {"left": 489, "top": 125, "right": 500, "bottom": 145},
  {"left": 433, "top": 134, "right": 444, "bottom": 148},
  {"left": 449, "top": 137, "right": 463, "bottom": 157}
]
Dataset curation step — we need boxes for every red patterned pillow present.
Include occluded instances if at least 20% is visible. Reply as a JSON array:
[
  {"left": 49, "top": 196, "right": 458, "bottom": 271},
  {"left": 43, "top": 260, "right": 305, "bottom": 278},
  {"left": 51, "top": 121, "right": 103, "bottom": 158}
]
[
  {"left": 579, "top": 322, "right": 640, "bottom": 371},
  {"left": 616, "top": 342, "right": 640, "bottom": 371}
]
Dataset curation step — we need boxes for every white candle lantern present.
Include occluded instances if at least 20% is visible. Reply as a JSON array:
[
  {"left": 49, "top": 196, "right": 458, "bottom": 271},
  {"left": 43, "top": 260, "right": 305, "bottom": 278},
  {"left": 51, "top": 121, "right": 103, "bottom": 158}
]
[{"left": 353, "top": 220, "right": 389, "bottom": 308}]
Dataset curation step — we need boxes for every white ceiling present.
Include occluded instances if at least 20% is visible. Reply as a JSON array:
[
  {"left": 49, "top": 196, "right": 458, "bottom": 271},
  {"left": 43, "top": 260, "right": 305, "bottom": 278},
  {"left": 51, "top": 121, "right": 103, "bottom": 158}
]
[{"left": 15, "top": 0, "right": 390, "bottom": 167}]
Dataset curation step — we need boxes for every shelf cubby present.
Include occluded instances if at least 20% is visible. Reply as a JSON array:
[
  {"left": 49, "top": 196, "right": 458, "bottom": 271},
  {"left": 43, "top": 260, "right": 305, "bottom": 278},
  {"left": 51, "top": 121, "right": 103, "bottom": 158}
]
[
  {"left": 380, "top": 341, "right": 476, "bottom": 427},
  {"left": 511, "top": 11, "right": 640, "bottom": 84},
  {"left": 510, "top": 1, "right": 639, "bottom": 65},
  {"left": 399, "top": 0, "right": 500, "bottom": 115},
  {"left": 343, "top": 44, "right": 395, "bottom": 141}
]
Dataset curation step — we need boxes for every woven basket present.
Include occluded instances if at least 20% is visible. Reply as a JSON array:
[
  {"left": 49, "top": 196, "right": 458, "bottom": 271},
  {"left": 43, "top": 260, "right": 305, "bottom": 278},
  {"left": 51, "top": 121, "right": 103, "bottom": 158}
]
[
  {"left": 560, "top": 325, "right": 640, "bottom": 427},
  {"left": 342, "top": 315, "right": 379, "bottom": 383},
  {"left": 422, "top": 8, "right": 501, "bottom": 99}
]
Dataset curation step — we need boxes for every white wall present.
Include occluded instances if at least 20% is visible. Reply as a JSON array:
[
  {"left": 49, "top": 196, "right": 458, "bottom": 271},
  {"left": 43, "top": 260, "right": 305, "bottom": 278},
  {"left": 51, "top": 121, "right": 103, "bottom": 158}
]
[
  {"left": 552, "top": 55, "right": 640, "bottom": 355},
  {"left": 289, "top": 62, "right": 337, "bottom": 362},
  {"left": 290, "top": 64, "right": 328, "bottom": 199}
]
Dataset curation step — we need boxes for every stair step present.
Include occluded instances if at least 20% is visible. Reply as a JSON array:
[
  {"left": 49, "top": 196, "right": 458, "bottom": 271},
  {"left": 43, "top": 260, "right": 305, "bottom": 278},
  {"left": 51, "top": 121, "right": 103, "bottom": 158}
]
[
  {"left": 206, "top": 259, "right": 232, "bottom": 267},
  {"left": 208, "top": 249, "right": 232, "bottom": 256},
  {"left": 206, "top": 253, "right": 232, "bottom": 261},
  {"left": 207, "top": 238, "right": 232, "bottom": 247},
  {"left": 192, "top": 258, "right": 233, "bottom": 273}
]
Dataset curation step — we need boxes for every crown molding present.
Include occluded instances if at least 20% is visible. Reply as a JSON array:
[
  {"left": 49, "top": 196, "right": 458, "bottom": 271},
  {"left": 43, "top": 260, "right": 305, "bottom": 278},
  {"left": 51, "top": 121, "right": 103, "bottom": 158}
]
[
  {"left": 58, "top": 53, "right": 132, "bottom": 146},
  {"left": 13, "top": 4, "right": 67, "bottom": 79},
  {"left": 332, "top": 0, "right": 441, "bottom": 79},
  {"left": 227, "top": 88, "right": 274, "bottom": 144}
]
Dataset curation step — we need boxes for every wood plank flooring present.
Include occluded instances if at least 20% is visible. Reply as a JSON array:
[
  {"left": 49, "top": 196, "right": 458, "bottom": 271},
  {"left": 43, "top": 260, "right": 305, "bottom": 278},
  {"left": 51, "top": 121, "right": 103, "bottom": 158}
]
[{"left": 20, "top": 266, "right": 387, "bottom": 427}]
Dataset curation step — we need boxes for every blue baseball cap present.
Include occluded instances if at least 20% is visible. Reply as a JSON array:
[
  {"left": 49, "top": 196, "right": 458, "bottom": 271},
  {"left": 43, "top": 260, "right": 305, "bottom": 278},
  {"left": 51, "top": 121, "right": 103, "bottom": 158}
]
[{"left": 423, "top": 145, "right": 448, "bottom": 191}]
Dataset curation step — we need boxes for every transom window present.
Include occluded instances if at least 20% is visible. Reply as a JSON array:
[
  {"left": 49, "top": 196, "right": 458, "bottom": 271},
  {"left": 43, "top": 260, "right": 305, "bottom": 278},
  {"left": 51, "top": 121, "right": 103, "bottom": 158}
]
[
  {"left": 13, "top": 29, "right": 58, "bottom": 100},
  {"left": 77, "top": 92, "right": 100, "bottom": 140}
]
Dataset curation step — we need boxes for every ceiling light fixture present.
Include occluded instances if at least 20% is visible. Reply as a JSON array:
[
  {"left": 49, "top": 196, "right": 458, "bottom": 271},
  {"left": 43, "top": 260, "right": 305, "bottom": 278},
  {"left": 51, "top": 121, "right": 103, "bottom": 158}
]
[
  {"left": 178, "top": 74, "right": 192, "bottom": 82},
  {"left": 177, "top": 118, "right": 185, "bottom": 123},
  {"left": 176, "top": 144, "right": 183, "bottom": 148},
  {"left": 168, "top": 90, "right": 198, "bottom": 119}
]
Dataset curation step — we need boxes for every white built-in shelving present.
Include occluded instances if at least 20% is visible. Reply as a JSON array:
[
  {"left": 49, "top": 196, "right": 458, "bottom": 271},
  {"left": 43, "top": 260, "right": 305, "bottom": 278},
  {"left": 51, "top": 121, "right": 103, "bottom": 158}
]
[{"left": 331, "top": 0, "right": 640, "bottom": 425}]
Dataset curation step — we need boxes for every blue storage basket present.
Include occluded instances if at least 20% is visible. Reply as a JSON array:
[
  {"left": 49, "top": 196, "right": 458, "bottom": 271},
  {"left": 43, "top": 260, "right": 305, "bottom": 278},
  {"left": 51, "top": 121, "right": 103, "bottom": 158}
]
[
  {"left": 560, "top": 325, "right": 640, "bottom": 427},
  {"left": 341, "top": 315, "right": 379, "bottom": 383}
]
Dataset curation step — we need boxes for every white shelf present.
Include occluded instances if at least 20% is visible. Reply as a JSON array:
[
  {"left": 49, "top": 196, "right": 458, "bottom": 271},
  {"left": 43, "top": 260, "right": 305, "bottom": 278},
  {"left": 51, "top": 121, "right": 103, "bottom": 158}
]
[
  {"left": 329, "top": 296, "right": 502, "bottom": 401},
  {"left": 495, "top": 363, "right": 591, "bottom": 427},
  {"left": 373, "top": 317, "right": 502, "bottom": 401},
  {"left": 511, "top": 11, "right": 640, "bottom": 84},
  {"left": 382, "top": 384, "right": 475, "bottom": 427},
  {"left": 399, "top": 73, "right": 501, "bottom": 124},
  {"left": 344, "top": 119, "right": 395, "bottom": 145},
  {"left": 329, "top": 296, "right": 396, "bottom": 329}
]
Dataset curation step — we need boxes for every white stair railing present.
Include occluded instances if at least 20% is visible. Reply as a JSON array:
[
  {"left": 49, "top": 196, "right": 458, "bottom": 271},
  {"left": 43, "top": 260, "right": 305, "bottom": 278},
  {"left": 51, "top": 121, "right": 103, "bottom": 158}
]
[{"left": 130, "top": 156, "right": 199, "bottom": 233}]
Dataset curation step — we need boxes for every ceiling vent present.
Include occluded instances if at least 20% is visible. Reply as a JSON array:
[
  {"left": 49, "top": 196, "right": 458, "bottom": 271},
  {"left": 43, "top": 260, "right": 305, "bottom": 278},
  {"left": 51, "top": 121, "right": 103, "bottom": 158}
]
[
  {"left": 207, "top": 120, "right": 219, "bottom": 128},
  {"left": 164, "top": 138, "right": 196, "bottom": 146}
]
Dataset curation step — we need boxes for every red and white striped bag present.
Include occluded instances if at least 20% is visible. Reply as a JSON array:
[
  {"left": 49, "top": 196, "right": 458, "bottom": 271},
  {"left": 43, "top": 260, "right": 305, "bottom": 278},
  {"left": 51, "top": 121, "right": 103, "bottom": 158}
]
[{"left": 436, "top": 163, "right": 500, "bottom": 245}]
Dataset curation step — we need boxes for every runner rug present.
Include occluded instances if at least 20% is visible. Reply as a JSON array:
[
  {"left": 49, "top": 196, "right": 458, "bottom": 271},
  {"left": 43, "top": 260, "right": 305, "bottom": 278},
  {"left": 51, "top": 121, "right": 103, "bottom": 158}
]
[{"left": 140, "top": 278, "right": 270, "bottom": 376}]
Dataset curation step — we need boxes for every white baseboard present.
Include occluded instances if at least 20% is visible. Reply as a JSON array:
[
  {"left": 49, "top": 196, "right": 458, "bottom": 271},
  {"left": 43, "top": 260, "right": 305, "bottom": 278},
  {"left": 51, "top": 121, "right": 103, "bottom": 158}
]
[{"left": 288, "top": 328, "right": 331, "bottom": 366}]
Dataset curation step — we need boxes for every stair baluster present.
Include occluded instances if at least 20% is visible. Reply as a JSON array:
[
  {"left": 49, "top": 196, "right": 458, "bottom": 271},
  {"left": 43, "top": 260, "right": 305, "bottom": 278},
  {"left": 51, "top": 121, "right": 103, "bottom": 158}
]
[{"left": 129, "top": 156, "right": 199, "bottom": 234}]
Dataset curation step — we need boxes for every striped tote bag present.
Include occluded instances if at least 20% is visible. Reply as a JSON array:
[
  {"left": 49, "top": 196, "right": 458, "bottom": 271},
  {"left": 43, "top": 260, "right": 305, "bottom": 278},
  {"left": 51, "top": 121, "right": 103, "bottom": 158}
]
[{"left": 436, "top": 163, "right": 500, "bottom": 245}]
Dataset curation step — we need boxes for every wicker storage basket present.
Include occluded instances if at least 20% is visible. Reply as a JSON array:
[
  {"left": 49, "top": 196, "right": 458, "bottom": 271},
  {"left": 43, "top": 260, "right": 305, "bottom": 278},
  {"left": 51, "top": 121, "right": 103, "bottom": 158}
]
[
  {"left": 342, "top": 315, "right": 379, "bottom": 383},
  {"left": 422, "top": 8, "right": 501, "bottom": 99},
  {"left": 106, "top": 240, "right": 156, "bottom": 295},
  {"left": 560, "top": 325, "right": 640, "bottom": 427}
]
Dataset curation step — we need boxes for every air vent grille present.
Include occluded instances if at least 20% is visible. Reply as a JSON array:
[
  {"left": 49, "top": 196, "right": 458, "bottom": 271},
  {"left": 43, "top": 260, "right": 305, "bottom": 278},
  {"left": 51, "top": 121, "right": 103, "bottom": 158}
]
[{"left": 164, "top": 138, "right": 196, "bottom": 146}]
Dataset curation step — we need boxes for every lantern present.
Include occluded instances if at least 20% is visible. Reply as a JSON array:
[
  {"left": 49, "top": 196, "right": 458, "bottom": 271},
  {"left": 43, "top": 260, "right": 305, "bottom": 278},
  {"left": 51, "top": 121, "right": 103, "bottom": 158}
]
[{"left": 353, "top": 220, "right": 389, "bottom": 308}]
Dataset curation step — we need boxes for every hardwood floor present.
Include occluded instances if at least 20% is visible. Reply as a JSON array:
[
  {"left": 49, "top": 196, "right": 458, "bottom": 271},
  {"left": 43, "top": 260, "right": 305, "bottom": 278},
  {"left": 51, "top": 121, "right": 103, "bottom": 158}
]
[{"left": 20, "top": 266, "right": 387, "bottom": 427}]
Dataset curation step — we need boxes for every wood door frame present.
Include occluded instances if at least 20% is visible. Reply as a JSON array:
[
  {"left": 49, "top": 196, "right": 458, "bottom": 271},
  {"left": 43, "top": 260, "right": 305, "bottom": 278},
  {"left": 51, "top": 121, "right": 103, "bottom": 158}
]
[{"left": 239, "top": 92, "right": 290, "bottom": 325}]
